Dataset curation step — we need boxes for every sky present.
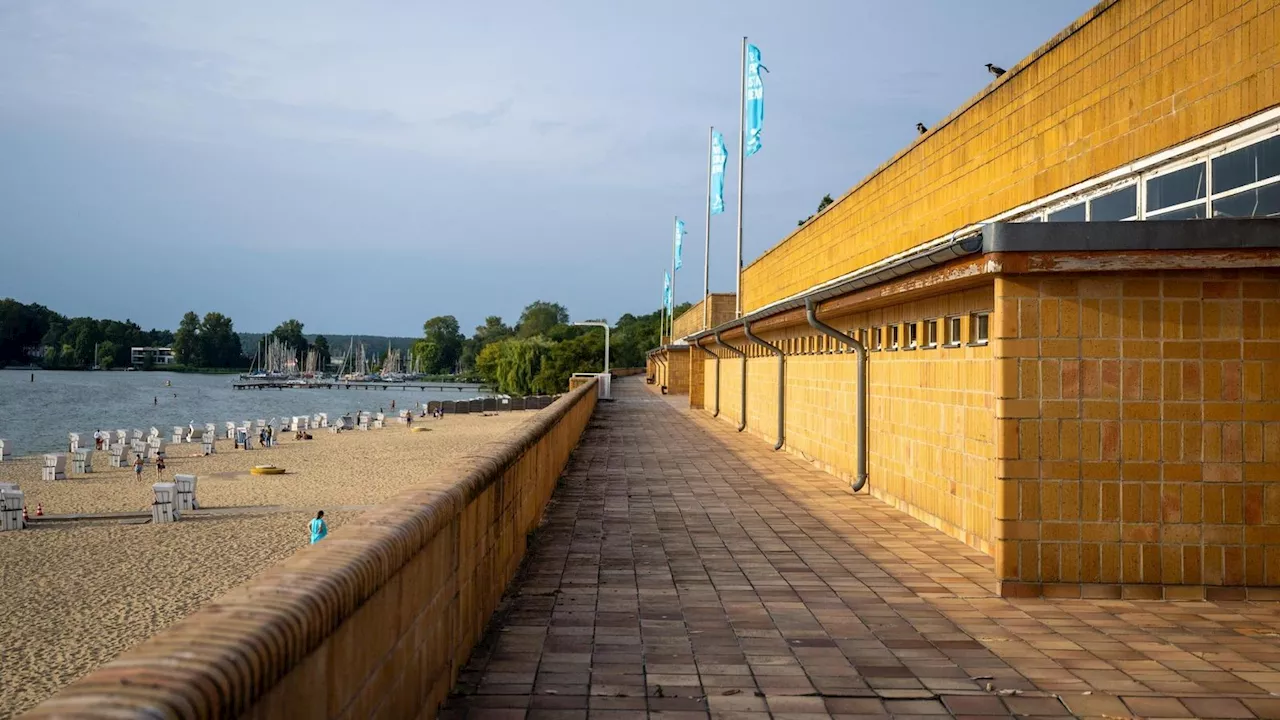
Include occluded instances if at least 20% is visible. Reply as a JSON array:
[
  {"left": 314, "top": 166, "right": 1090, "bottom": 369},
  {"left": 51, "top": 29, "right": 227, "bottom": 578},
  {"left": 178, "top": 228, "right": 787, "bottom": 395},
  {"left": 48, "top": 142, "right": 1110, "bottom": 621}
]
[{"left": 0, "top": 0, "right": 1094, "bottom": 336}]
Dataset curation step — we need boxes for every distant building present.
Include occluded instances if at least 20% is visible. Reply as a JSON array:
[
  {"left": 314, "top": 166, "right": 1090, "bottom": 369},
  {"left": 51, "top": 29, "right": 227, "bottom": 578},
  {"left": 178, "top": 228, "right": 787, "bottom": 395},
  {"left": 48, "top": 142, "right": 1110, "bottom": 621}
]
[{"left": 131, "top": 347, "right": 175, "bottom": 366}]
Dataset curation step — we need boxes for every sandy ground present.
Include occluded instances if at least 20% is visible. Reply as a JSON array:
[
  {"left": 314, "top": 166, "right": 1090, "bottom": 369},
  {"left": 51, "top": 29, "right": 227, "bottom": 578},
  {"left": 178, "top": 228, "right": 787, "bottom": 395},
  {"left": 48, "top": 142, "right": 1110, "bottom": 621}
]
[{"left": 0, "top": 412, "right": 535, "bottom": 718}]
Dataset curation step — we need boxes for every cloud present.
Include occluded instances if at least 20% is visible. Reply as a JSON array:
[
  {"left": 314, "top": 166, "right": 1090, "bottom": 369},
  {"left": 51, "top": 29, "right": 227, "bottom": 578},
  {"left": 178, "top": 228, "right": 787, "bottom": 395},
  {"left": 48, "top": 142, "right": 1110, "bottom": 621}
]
[{"left": 434, "top": 99, "right": 514, "bottom": 130}]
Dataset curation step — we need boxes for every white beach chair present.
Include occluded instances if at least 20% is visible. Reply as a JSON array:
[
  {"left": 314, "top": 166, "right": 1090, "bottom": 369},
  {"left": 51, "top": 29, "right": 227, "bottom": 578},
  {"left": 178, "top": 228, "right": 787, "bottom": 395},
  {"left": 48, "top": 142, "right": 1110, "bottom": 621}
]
[
  {"left": 373, "top": 413, "right": 385, "bottom": 429},
  {"left": 0, "top": 439, "right": 11, "bottom": 462},
  {"left": 202, "top": 434, "right": 216, "bottom": 455},
  {"left": 150, "top": 427, "right": 161, "bottom": 440},
  {"left": 0, "top": 487, "right": 24, "bottom": 531},
  {"left": 147, "top": 437, "right": 166, "bottom": 460},
  {"left": 42, "top": 454, "right": 67, "bottom": 481},
  {"left": 69, "top": 433, "right": 82, "bottom": 453},
  {"left": 151, "top": 482, "right": 179, "bottom": 523},
  {"left": 397, "top": 410, "right": 411, "bottom": 425},
  {"left": 172, "top": 426, "right": 185, "bottom": 443},
  {"left": 73, "top": 449, "right": 93, "bottom": 474},
  {"left": 174, "top": 474, "right": 199, "bottom": 511},
  {"left": 225, "top": 422, "right": 237, "bottom": 440},
  {"left": 116, "top": 429, "right": 128, "bottom": 445},
  {"left": 110, "top": 444, "right": 128, "bottom": 468},
  {"left": 186, "top": 425, "right": 204, "bottom": 443}
]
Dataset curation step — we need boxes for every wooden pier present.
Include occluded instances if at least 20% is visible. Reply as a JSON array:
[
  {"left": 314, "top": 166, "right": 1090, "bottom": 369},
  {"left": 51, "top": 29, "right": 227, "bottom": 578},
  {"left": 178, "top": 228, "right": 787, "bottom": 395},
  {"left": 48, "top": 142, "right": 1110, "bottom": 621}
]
[{"left": 233, "top": 381, "right": 487, "bottom": 392}]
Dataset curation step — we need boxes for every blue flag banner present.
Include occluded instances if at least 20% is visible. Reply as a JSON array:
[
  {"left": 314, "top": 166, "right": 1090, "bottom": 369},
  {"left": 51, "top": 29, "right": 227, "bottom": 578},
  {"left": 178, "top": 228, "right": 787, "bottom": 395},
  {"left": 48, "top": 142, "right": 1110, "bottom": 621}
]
[
  {"left": 674, "top": 218, "right": 685, "bottom": 271},
  {"left": 663, "top": 271, "right": 672, "bottom": 311},
  {"left": 745, "top": 44, "right": 765, "bottom": 157},
  {"left": 710, "top": 131, "right": 728, "bottom": 214}
]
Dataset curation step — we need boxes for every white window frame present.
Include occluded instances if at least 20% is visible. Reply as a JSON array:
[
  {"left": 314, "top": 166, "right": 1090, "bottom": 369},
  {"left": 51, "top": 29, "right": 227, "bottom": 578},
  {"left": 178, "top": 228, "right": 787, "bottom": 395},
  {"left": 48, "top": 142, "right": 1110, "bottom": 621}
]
[
  {"left": 905, "top": 322, "right": 918, "bottom": 349},
  {"left": 969, "top": 312, "right": 990, "bottom": 346},
  {"left": 945, "top": 316, "right": 962, "bottom": 347},
  {"left": 923, "top": 319, "right": 938, "bottom": 348},
  {"left": 888, "top": 325, "right": 899, "bottom": 351}
]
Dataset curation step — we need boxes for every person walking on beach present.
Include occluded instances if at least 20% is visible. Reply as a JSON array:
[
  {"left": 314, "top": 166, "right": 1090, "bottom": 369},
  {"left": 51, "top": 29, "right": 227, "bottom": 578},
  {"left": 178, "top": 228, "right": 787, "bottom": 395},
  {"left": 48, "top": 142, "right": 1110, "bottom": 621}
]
[
  {"left": 156, "top": 456, "right": 166, "bottom": 477},
  {"left": 309, "top": 510, "right": 328, "bottom": 544},
  {"left": 133, "top": 455, "right": 144, "bottom": 480}
]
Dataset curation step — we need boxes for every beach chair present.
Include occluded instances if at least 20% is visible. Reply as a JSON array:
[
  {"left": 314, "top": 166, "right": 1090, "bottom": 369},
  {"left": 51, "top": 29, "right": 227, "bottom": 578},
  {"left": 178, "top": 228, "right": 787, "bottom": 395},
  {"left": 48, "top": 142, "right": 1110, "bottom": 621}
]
[
  {"left": 174, "top": 474, "right": 199, "bottom": 511},
  {"left": 357, "top": 413, "right": 370, "bottom": 431},
  {"left": 373, "top": 413, "right": 385, "bottom": 429},
  {"left": 42, "top": 454, "right": 67, "bottom": 481},
  {"left": 69, "top": 433, "right": 82, "bottom": 453},
  {"left": 73, "top": 449, "right": 93, "bottom": 474},
  {"left": 397, "top": 410, "right": 411, "bottom": 425},
  {"left": 186, "top": 425, "right": 204, "bottom": 443},
  {"left": 0, "top": 439, "right": 11, "bottom": 462},
  {"left": 317, "top": 413, "right": 329, "bottom": 428},
  {"left": 0, "top": 487, "right": 24, "bottom": 531},
  {"left": 225, "top": 422, "right": 237, "bottom": 439},
  {"left": 338, "top": 415, "right": 355, "bottom": 431},
  {"left": 256, "top": 419, "right": 267, "bottom": 429},
  {"left": 110, "top": 444, "right": 128, "bottom": 468},
  {"left": 151, "top": 482, "right": 179, "bottom": 523},
  {"left": 201, "top": 434, "right": 216, "bottom": 455},
  {"left": 147, "top": 437, "right": 166, "bottom": 460},
  {"left": 172, "top": 426, "right": 186, "bottom": 443},
  {"left": 115, "top": 429, "right": 128, "bottom": 445},
  {"left": 150, "top": 427, "right": 161, "bottom": 440}
]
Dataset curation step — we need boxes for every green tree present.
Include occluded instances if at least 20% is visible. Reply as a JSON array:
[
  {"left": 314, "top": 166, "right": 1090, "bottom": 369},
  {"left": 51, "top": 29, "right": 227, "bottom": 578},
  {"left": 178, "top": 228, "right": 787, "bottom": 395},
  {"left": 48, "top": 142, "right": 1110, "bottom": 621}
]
[
  {"left": 97, "top": 340, "right": 118, "bottom": 368},
  {"left": 172, "top": 311, "right": 202, "bottom": 366},
  {"left": 313, "top": 335, "right": 331, "bottom": 370},
  {"left": 516, "top": 301, "right": 569, "bottom": 338},
  {"left": 422, "top": 315, "right": 464, "bottom": 373},
  {"left": 200, "top": 312, "right": 241, "bottom": 368},
  {"left": 272, "top": 318, "right": 309, "bottom": 365}
]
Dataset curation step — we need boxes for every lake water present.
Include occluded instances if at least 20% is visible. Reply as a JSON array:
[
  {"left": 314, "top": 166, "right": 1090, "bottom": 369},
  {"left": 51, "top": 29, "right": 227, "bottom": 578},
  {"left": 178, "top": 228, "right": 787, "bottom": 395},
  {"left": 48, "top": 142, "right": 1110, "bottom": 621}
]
[{"left": 0, "top": 369, "right": 489, "bottom": 455}]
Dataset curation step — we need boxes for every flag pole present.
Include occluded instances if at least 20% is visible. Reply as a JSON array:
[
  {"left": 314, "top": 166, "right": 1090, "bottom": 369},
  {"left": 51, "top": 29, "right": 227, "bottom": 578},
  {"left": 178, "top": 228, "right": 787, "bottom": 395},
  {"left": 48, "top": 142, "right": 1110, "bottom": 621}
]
[
  {"left": 704, "top": 126, "right": 713, "bottom": 330},
  {"left": 734, "top": 36, "right": 747, "bottom": 318},
  {"left": 670, "top": 215, "right": 678, "bottom": 341}
]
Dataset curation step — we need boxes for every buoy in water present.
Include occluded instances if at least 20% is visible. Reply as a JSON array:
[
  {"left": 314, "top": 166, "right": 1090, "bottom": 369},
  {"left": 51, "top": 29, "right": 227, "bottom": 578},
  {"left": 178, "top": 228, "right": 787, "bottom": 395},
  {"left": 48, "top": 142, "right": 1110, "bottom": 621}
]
[{"left": 250, "top": 465, "right": 285, "bottom": 475}]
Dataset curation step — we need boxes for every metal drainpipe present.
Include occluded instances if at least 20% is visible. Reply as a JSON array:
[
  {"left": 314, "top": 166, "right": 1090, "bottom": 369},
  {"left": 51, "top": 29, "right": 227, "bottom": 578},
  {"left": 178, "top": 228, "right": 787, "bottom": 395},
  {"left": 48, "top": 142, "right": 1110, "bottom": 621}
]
[
  {"left": 804, "top": 297, "right": 868, "bottom": 492},
  {"left": 697, "top": 342, "right": 720, "bottom": 417},
  {"left": 742, "top": 319, "right": 784, "bottom": 450},
  {"left": 713, "top": 329, "right": 747, "bottom": 432}
]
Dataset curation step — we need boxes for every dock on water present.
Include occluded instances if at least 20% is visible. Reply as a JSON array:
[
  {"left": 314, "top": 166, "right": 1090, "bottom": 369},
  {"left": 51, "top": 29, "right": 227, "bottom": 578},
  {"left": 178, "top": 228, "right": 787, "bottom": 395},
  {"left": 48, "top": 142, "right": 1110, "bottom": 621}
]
[{"left": 232, "top": 381, "right": 487, "bottom": 392}]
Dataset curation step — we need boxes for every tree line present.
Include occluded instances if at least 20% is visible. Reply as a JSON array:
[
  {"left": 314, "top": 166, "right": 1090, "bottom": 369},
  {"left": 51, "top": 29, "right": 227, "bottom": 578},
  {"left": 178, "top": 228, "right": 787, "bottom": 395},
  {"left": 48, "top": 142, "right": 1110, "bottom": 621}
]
[
  {"left": 415, "top": 300, "right": 690, "bottom": 396},
  {"left": 0, "top": 299, "right": 175, "bottom": 369}
]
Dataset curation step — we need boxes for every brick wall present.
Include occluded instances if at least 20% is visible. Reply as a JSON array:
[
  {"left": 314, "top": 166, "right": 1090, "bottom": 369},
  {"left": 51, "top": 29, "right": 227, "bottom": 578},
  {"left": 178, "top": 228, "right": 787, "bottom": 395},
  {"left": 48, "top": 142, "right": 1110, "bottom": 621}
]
[
  {"left": 673, "top": 293, "right": 739, "bottom": 338},
  {"left": 688, "top": 346, "right": 706, "bottom": 409},
  {"left": 993, "top": 270, "right": 1280, "bottom": 597},
  {"left": 701, "top": 286, "right": 998, "bottom": 552},
  {"left": 739, "top": 0, "right": 1280, "bottom": 313}
]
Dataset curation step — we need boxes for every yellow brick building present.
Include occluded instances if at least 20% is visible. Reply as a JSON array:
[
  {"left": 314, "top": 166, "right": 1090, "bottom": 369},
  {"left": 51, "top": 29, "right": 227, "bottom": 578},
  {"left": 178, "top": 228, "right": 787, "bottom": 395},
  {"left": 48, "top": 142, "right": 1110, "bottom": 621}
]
[{"left": 667, "top": 0, "right": 1280, "bottom": 598}]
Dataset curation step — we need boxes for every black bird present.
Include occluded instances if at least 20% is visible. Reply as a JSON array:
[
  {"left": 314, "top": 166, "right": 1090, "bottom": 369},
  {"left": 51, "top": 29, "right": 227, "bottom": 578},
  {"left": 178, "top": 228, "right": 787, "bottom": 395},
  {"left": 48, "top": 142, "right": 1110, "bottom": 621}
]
[
  {"left": 916, "top": 122, "right": 928, "bottom": 135},
  {"left": 986, "top": 63, "right": 1007, "bottom": 78}
]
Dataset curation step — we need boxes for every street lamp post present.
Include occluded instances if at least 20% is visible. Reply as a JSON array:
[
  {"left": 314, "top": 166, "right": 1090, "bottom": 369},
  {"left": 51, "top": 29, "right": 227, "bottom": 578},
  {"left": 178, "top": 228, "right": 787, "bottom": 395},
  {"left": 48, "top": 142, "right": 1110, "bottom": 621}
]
[{"left": 573, "top": 321, "right": 610, "bottom": 374}]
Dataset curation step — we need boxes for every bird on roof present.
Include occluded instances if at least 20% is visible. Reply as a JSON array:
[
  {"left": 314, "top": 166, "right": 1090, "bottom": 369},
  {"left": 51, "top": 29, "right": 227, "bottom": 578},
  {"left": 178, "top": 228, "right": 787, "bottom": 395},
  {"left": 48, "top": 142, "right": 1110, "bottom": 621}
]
[
  {"left": 916, "top": 122, "right": 928, "bottom": 135},
  {"left": 986, "top": 63, "right": 1007, "bottom": 77}
]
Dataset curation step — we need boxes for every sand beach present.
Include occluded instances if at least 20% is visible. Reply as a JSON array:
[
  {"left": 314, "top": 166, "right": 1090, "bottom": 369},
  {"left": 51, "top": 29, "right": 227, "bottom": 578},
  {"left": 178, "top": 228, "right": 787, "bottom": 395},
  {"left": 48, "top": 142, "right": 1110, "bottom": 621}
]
[{"left": 0, "top": 411, "right": 536, "bottom": 718}]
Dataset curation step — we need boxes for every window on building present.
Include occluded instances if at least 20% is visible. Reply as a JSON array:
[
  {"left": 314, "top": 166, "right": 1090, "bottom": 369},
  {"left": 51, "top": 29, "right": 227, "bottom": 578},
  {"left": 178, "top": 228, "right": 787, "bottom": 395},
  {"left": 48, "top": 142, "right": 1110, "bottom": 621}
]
[
  {"left": 1213, "top": 134, "right": 1280, "bottom": 194},
  {"left": 1018, "top": 215, "right": 1044, "bottom": 222},
  {"left": 1146, "top": 162, "right": 1207, "bottom": 216},
  {"left": 924, "top": 319, "right": 938, "bottom": 348},
  {"left": 888, "top": 325, "right": 899, "bottom": 350},
  {"left": 905, "top": 322, "right": 918, "bottom": 349},
  {"left": 1150, "top": 204, "right": 1207, "bottom": 220},
  {"left": 1047, "top": 202, "right": 1086, "bottom": 222},
  {"left": 856, "top": 328, "right": 869, "bottom": 349},
  {"left": 1089, "top": 184, "right": 1138, "bottom": 221},
  {"left": 1211, "top": 134, "right": 1280, "bottom": 218},
  {"left": 1214, "top": 182, "right": 1280, "bottom": 218},
  {"left": 871, "top": 327, "right": 882, "bottom": 351},
  {"left": 945, "top": 316, "right": 962, "bottom": 347},
  {"left": 969, "top": 312, "right": 989, "bottom": 345}
]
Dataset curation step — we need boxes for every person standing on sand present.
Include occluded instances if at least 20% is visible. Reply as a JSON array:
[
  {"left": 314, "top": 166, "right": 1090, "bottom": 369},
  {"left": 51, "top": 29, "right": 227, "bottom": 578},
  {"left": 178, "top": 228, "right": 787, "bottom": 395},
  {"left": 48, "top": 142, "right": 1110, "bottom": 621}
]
[
  {"left": 156, "top": 456, "right": 166, "bottom": 477},
  {"left": 133, "top": 455, "right": 144, "bottom": 479},
  {"left": 309, "top": 511, "right": 328, "bottom": 544}
]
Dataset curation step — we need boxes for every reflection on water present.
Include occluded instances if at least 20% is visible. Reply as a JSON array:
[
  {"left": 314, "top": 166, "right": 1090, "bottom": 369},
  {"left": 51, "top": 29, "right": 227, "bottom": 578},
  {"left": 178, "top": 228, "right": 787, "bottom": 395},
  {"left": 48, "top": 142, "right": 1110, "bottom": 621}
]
[{"left": 0, "top": 370, "right": 487, "bottom": 455}]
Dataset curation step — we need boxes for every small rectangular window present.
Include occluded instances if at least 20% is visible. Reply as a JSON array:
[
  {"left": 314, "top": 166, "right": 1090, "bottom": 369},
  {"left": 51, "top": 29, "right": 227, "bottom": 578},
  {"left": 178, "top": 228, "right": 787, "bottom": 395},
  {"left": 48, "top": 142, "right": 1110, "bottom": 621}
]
[
  {"left": 905, "top": 323, "right": 918, "bottom": 349},
  {"left": 970, "top": 312, "right": 989, "bottom": 345},
  {"left": 1213, "top": 134, "right": 1280, "bottom": 194},
  {"left": 1149, "top": 204, "right": 1206, "bottom": 220},
  {"left": 1047, "top": 203, "right": 1086, "bottom": 222},
  {"left": 945, "top": 316, "right": 961, "bottom": 346},
  {"left": 924, "top": 319, "right": 938, "bottom": 348},
  {"left": 1146, "top": 163, "right": 1207, "bottom": 211},
  {"left": 1089, "top": 184, "right": 1138, "bottom": 221},
  {"left": 888, "top": 325, "right": 900, "bottom": 351},
  {"left": 1213, "top": 181, "right": 1280, "bottom": 219},
  {"left": 871, "top": 327, "right": 882, "bottom": 351}
]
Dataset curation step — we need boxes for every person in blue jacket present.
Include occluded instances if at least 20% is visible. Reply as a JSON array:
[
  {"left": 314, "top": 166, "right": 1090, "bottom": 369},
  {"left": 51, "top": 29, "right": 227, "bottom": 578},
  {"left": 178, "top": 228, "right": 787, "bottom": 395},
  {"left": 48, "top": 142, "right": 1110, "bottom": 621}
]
[{"left": 309, "top": 510, "right": 328, "bottom": 544}]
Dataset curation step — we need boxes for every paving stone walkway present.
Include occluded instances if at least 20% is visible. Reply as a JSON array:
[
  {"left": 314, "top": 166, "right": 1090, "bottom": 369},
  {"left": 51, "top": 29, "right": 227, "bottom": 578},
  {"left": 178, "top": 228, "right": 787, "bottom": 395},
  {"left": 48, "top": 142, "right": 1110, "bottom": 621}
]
[{"left": 442, "top": 378, "right": 1280, "bottom": 719}]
